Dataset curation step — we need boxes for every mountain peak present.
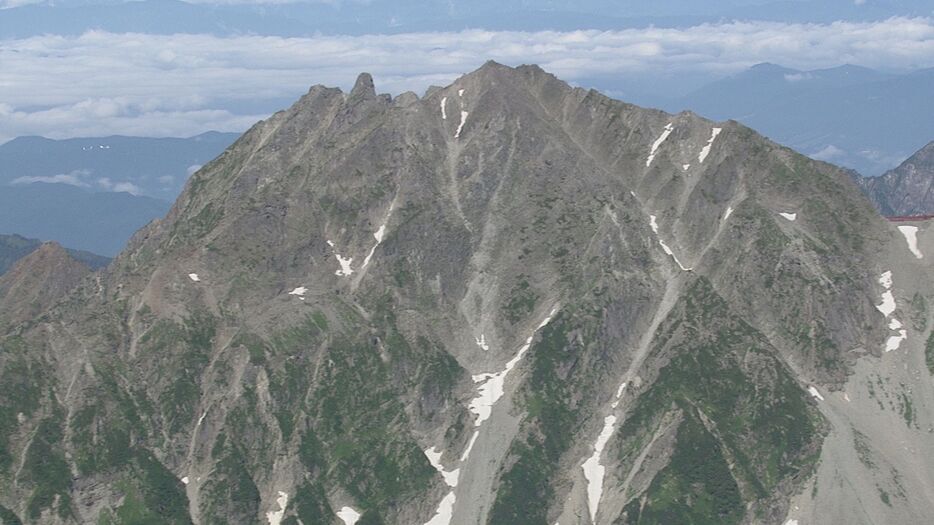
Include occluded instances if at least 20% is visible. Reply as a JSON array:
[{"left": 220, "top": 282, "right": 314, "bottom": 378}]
[
  {"left": 32, "top": 240, "right": 67, "bottom": 258},
  {"left": 6, "top": 62, "right": 924, "bottom": 525},
  {"left": 748, "top": 62, "right": 796, "bottom": 73},
  {"left": 910, "top": 140, "right": 934, "bottom": 160},
  {"left": 0, "top": 240, "right": 91, "bottom": 330},
  {"left": 349, "top": 72, "right": 376, "bottom": 99}
]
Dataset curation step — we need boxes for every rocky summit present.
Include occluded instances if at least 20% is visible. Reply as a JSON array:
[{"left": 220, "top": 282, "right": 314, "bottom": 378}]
[{"left": 2, "top": 62, "right": 934, "bottom": 525}]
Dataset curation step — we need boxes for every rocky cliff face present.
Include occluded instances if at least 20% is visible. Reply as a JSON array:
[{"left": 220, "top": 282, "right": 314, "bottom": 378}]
[
  {"left": 1, "top": 62, "right": 933, "bottom": 525},
  {"left": 854, "top": 141, "right": 934, "bottom": 216}
]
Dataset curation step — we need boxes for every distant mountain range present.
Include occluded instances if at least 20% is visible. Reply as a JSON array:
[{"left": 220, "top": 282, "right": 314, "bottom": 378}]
[
  {"left": 642, "top": 63, "right": 934, "bottom": 176},
  {"left": 0, "top": 132, "right": 235, "bottom": 256},
  {"left": 0, "top": 233, "right": 108, "bottom": 276},
  {"left": 0, "top": 132, "right": 238, "bottom": 201},
  {"left": 0, "top": 183, "right": 170, "bottom": 256},
  {"left": 853, "top": 141, "right": 934, "bottom": 216}
]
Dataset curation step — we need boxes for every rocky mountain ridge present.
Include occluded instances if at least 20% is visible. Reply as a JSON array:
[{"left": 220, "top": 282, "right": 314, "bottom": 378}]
[
  {"left": 0, "top": 242, "right": 95, "bottom": 333},
  {"left": 0, "top": 233, "right": 108, "bottom": 276},
  {"left": 1, "top": 62, "right": 933, "bottom": 525},
  {"left": 853, "top": 141, "right": 934, "bottom": 216}
]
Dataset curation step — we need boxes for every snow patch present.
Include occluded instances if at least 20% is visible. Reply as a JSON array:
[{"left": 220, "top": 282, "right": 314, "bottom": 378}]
[
  {"left": 646, "top": 122, "right": 673, "bottom": 167},
  {"left": 188, "top": 273, "right": 200, "bottom": 282},
  {"left": 879, "top": 270, "right": 893, "bottom": 289},
  {"left": 422, "top": 447, "right": 460, "bottom": 525},
  {"left": 446, "top": 308, "right": 557, "bottom": 525},
  {"left": 326, "top": 239, "right": 335, "bottom": 247},
  {"left": 697, "top": 127, "right": 722, "bottom": 163},
  {"left": 582, "top": 415, "right": 617, "bottom": 524},
  {"left": 784, "top": 520, "right": 799, "bottom": 525},
  {"left": 475, "top": 334, "right": 489, "bottom": 351},
  {"left": 682, "top": 164, "right": 691, "bottom": 170},
  {"left": 424, "top": 447, "right": 459, "bottom": 488},
  {"left": 373, "top": 224, "right": 387, "bottom": 243},
  {"left": 649, "top": 215, "right": 692, "bottom": 271},
  {"left": 336, "top": 507, "right": 361, "bottom": 525},
  {"left": 808, "top": 386, "right": 824, "bottom": 401},
  {"left": 423, "top": 491, "right": 456, "bottom": 525},
  {"left": 441, "top": 97, "right": 447, "bottom": 120},
  {"left": 455, "top": 110, "right": 469, "bottom": 138},
  {"left": 468, "top": 307, "right": 559, "bottom": 427},
  {"left": 460, "top": 430, "right": 479, "bottom": 462},
  {"left": 361, "top": 205, "right": 394, "bottom": 271},
  {"left": 724, "top": 206, "right": 734, "bottom": 221},
  {"left": 875, "top": 274, "right": 896, "bottom": 316},
  {"left": 265, "top": 491, "right": 288, "bottom": 525},
  {"left": 897, "top": 225, "right": 923, "bottom": 259},
  {"left": 334, "top": 254, "right": 354, "bottom": 277},
  {"left": 582, "top": 379, "right": 629, "bottom": 522},
  {"left": 458, "top": 88, "right": 465, "bottom": 97},
  {"left": 878, "top": 294, "right": 898, "bottom": 321},
  {"left": 288, "top": 286, "right": 307, "bottom": 297},
  {"left": 181, "top": 476, "right": 189, "bottom": 485},
  {"left": 874, "top": 271, "right": 906, "bottom": 351},
  {"left": 779, "top": 212, "right": 797, "bottom": 221},
  {"left": 611, "top": 381, "right": 627, "bottom": 409},
  {"left": 885, "top": 330, "right": 908, "bottom": 352}
]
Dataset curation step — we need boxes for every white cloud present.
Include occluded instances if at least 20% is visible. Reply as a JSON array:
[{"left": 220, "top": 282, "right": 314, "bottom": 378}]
[
  {"left": 11, "top": 169, "right": 92, "bottom": 187},
  {"left": 112, "top": 181, "right": 142, "bottom": 194},
  {"left": 0, "top": 0, "right": 44, "bottom": 9},
  {"left": 857, "top": 148, "right": 906, "bottom": 167},
  {"left": 96, "top": 177, "right": 142, "bottom": 194},
  {"left": 811, "top": 144, "right": 847, "bottom": 161},
  {"left": 0, "top": 17, "right": 932, "bottom": 140},
  {"left": 784, "top": 72, "right": 813, "bottom": 82},
  {"left": 181, "top": 0, "right": 344, "bottom": 3}
]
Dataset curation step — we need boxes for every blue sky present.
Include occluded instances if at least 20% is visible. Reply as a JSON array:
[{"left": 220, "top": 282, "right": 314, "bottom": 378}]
[{"left": 0, "top": 0, "right": 932, "bottom": 142}]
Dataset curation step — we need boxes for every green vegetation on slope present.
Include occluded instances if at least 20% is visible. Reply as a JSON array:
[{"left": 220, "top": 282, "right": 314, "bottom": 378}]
[
  {"left": 489, "top": 313, "right": 579, "bottom": 525},
  {"left": 925, "top": 331, "right": 934, "bottom": 376},
  {"left": 98, "top": 450, "right": 192, "bottom": 525},
  {"left": 0, "top": 336, "right": 45, "bottom": 472},
  {"left": 620, "top": 409, "right": 743, "bottom": 525},
  {"left": 615, "top": 278, "right": 824, "bottom": 524}
]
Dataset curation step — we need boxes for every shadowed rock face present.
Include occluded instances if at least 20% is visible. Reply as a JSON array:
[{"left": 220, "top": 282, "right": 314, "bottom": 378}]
[
  {"left": 1, "top": 62, "right": 933, "bottom": 525},
  {"left": 854, "top": 141, "right": 934, "bottom": 216}
]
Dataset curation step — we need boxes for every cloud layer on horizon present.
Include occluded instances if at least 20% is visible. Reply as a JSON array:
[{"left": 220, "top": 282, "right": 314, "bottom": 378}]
[{"left": 1, "top": 16, "right": 933, "bottom": 141}]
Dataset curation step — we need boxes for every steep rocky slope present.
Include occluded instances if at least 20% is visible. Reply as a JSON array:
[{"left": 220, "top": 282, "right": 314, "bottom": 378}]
[
  {"left": 1, "top": 62, "right": 932, "bottom": 525},
  {"left": 0, "top": 242, "right": 94, "bottom": 332},
  {"left": 854, "top": 141, "right": 934, "bottom": 216}
]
